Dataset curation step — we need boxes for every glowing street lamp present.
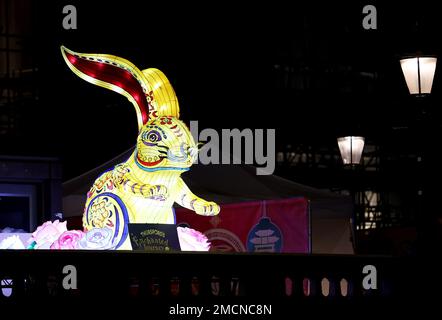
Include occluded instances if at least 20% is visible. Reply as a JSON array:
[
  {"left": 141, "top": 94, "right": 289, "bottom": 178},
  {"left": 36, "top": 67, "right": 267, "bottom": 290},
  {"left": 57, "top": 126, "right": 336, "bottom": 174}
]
[
  {"left": 400, "top": 56, "right": 437, "bottom": 96},
  {"left": 338, "top": 136, "right": 365, "bottom": 249},
  {"left": 337, "top": 136, "right": 365, "bottom": 165}
]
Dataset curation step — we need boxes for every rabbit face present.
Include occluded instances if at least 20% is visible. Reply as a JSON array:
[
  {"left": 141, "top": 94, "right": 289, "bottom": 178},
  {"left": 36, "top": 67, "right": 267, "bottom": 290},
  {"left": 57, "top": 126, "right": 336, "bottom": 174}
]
[{"left": 136, "top": 116, "right": 197, "bottom": 170}]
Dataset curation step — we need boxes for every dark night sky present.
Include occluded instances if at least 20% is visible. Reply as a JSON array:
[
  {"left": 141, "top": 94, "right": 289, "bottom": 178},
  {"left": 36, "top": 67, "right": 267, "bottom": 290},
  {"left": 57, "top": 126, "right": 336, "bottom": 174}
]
[{"left": 8, "top": 1, "right": 442, "bottom": 180}]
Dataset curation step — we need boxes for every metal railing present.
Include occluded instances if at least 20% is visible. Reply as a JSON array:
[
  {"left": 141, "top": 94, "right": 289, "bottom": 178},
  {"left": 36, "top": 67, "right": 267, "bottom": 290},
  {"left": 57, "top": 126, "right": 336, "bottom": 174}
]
[{"left": 0, "top": 250, "right": 416, "bottom": 311}]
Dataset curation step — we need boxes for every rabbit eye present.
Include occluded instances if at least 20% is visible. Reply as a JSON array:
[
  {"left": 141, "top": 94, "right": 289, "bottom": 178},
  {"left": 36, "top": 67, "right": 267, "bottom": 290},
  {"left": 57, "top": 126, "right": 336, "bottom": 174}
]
[{"left": 145, "top": 130, "right": 162, "bottom": 143}]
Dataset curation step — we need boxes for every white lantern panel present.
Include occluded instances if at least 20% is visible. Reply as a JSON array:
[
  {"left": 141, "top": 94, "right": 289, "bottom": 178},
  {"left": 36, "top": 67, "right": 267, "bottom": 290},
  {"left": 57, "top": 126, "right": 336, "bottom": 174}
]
[
  {"left": 400, "top": 57, "right": 437, "bottom": 94},
  {"left": 337, "top": 136, "right": 365, "bottom": 165}
]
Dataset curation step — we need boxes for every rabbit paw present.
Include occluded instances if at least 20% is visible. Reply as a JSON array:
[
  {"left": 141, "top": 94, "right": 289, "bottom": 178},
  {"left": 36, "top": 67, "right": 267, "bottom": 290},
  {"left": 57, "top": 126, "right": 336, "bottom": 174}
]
[
  {"left": 145, "top": 185, "right": 168, "bottom": 201},
  {"left": 193, "top": 200, "right": 220, "bottom": 216}
]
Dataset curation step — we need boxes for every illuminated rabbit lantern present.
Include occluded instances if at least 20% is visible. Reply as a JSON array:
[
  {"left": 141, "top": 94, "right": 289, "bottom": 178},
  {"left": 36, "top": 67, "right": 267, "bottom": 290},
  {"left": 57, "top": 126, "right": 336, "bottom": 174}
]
[{"left": 61, "top": 46, "right": 220, "bottom": 249}]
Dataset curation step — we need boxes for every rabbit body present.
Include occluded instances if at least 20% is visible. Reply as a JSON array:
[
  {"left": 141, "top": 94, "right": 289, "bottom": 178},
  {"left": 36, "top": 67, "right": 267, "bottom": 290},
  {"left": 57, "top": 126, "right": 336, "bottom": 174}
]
[{"left": 61, "top": 46, "right": 219, "bottom": 249}]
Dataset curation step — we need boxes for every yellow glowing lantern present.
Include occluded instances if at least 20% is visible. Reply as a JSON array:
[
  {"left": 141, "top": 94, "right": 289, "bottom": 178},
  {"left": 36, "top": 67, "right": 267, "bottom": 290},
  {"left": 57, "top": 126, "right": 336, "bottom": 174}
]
[{"left": 61, "top": 46, "right": 220, "bottom": 249}]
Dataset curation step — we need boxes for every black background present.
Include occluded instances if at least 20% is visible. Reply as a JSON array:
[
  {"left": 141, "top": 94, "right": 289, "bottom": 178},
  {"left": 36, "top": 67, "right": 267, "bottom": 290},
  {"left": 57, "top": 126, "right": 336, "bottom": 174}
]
[{"left": 3, "top": 1, "right": 442, "bottom": 181}]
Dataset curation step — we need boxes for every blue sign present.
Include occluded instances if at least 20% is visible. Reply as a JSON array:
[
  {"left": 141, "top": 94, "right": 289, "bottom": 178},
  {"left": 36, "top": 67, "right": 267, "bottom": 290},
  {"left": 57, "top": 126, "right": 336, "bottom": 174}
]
[{"left": 247, "top": 217, "right": 283, "bottom": 252}]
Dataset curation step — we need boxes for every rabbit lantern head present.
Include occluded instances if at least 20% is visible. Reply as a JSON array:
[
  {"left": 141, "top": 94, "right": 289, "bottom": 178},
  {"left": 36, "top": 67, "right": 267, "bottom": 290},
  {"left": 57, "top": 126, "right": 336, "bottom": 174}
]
[{"left": 61, "top": 46, "right": 219, "bottom": 250}]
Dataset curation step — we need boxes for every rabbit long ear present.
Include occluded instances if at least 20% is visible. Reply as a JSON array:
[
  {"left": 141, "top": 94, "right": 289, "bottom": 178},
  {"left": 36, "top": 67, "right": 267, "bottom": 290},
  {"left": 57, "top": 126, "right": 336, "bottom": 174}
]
[
  {"left": 61, "top": 46, "right": 152, "bottom": 130},
  {"left": 141, "top": 68, "right": 180, "bottom": 119}
]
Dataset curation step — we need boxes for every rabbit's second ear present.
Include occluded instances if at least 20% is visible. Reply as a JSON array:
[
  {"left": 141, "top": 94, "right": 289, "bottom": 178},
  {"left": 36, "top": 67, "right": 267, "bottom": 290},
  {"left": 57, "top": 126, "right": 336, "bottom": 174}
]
[
  {"left": 60, "top": 46, "right": 151, "bottom": 130},
  {"left": 142, "top": 68, "right": 180, "bottom": 119}
]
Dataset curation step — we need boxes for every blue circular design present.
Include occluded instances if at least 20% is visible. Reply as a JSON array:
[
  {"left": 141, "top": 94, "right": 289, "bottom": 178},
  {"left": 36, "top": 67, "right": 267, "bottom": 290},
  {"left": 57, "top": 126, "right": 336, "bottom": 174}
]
[{"left": 86, "top": 192, "right": 129, "bottom": 249}]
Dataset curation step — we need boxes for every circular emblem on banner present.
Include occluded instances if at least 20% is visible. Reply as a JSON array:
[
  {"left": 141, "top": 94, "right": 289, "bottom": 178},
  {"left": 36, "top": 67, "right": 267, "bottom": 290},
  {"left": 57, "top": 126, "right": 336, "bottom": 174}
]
[
  {"left": 204, "top": 228, "right": 246, "bottom": 252},
  {"left": 247, "top": 217, "right": 283, "bottom": 252}
]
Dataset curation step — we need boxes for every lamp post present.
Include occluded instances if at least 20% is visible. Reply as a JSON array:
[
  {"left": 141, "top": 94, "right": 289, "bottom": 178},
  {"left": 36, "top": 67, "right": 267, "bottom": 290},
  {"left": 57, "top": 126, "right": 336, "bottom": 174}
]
[
  {"left": 400, "top": 54, "right": 437, "bottom": 254},
  {"left": 337, "top": 136, "right": 365, "bottom": 253}
]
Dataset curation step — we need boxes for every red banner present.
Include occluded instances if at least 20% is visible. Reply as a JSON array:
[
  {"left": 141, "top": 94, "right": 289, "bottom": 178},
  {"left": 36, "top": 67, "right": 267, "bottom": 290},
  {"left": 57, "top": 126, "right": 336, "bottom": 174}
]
[{"left": 175, "top": 197, "right": 310, "bottom": 253}]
